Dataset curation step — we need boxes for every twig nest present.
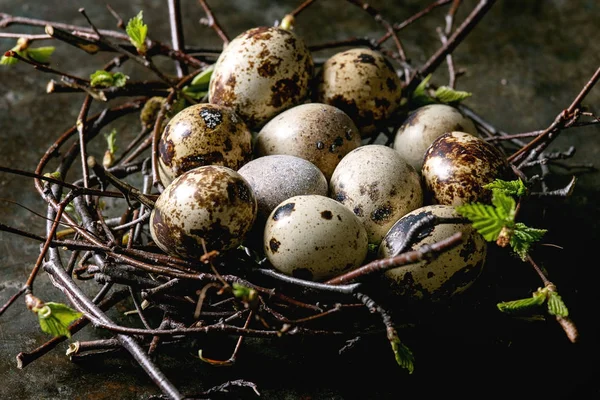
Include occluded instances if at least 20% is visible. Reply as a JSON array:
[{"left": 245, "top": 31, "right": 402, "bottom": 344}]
[
  {"left": 422, "top": 131, "right": 511, "bottom": 206},
  {"left": 150, "top": 166, "right": 257, "bottom": 259},
  {"left": 157, "top": 103, "right": 253, "bottom": 187},
  {"left": 379, "top": 204, "right": 487, "bottom": 302},
  {"left": 237, "top": 154, "right": 328, "bottom": 225},
  {"left": 208, "top": 26, "right": 314, "bottom": 130},
  {"left": 313, "top": 48, "right": 402, "bottom": 136},
  {"left": 393, "top": 104, "right": 478, "bottom": 172},
  {"left": 329, "top": 144, "right": 423, "bottom": 245},
  {"left": 263, "top": 195, "right": 368, "bottom": 281},
  {"left": 254, "top": 103, "right": 362, "bottom": 180}
]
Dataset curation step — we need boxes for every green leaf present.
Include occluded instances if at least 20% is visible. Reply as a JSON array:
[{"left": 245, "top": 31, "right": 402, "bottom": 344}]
[
  {"left": 1, "top": 49, "right": 23, "bottom": 66},
  {"left": 411, "top": 74, "right": 436, "bottom": 106},
  {"left": 491, "top": 190, "right": 516, "bottom": 222},
  {"left": 26, "top": 46, "right": 55, "bottom": 63},
  {"left": 105, "top": 129, "right": 118, "bottom": 154},
  {"left": 497, "top": 290, "right": 546, "bottom": 314},
  {"left": 90, "top": 70, "right": 130, "bottom": 88},
  {"left": 456, "top": 202, "right": 506, "bottom": 242},
  {"left": 434, "top": 86, "right": 472, "bottom": 104},
  {"left": 390, "top": 336, "right": 415, "bottom": 374},
  {"left": 189, "top": 64, "right": 215, "bottom": 87},
  {"left": 37, "top": 302, "right": 83, "bottom": 338},
  {"left": 181, "top": 87, "right": 208, "bottom": 100},
  {"left": 485, "top": 178, "right": 527, "bottom": 197},
  {"left": 126, "top": 11, "right": 148, "bottom": 55},
  {"left": 547, "top": 292, "right": 569, "bottom": 317},
  {"left": 510, "top": 223, "right": 547, "bottom": 260}
]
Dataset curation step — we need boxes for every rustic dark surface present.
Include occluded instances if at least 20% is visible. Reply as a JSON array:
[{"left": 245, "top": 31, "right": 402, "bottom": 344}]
[{"left": 1, "top": 1, "right": 599, "bottom": 399}]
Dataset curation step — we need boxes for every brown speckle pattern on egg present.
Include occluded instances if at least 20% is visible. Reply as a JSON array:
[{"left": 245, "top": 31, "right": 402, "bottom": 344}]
[
  {"left": 314, "top": 48, "right": 402, "bottom": 136},
  {"left": 254, "top": 103, "right": 362, "bottom": 180},
  {"left": 379, "top": 204, "right": 487, "bottom": 302},
  {"left": 263, "top": 195, "right": 368, "bottom": 281},
  {"left": 150, "top": 166, "right": 257, "bottom": 260},
  {"left": 329, "top": 145, "right": 423, "bottom": 245},
  {"left": 393, "top": 104, "right": 478, "bottom": 172},
  {"left": 157, "top": 103, "right": 252, "bottom": 186},
  {"left": 422, "top": 131, "right": 511, "bottom": 206},
  {"left": 208, "top": 26, "right": 314, "bottom": 130}
]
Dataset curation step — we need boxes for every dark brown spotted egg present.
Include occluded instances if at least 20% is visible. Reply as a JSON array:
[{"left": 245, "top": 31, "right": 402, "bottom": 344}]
[
  {"left": 150, "top": 165, "right": 257, "bottom": 260},
  {"left": 379, "top": 204, "right": 487, "bottom": 302},
  {"left": 422, "top": 131, "right": 511, "bottom": 206},
  {"left": 157, "top": 103, "right": 253, "bottom": 187},
  {"left": 264, "top": 195, "right": 368, "bottom": 281},
  {"left": 208, "top": 26, "right": 314, "bottom": 130},
  {"left": 393, "top": 104, "right": 478, "bottom": 172},
  {"left": 313, "top": 48, "right": 402, "bottom": 136},
  {"left": 330, "top": 145, "right": 423, "bottom": 245},
  {"left": 254, "top": 103, "right": 362, "bottom": 180}
]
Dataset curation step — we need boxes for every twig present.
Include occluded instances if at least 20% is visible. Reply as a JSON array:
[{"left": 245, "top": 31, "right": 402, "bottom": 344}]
[
  {"left": 168, "top": 0, "right": 188, "bottom": 77},
  {"left": 198, "top": 0, "right": 230, "bottom": 45}
]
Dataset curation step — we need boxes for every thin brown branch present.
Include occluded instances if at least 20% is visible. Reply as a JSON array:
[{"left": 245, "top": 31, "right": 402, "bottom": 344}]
[{"left": 198, "top": 0, "right": 230, "bottom": 45}]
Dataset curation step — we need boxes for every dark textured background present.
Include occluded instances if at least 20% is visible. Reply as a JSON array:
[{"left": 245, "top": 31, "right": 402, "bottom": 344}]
[{"left": 1, "top": 1, "right": 599, "bottom": 399}]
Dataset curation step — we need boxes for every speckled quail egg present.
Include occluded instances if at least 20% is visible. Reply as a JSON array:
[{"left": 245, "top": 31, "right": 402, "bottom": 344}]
[
  {"left": 150, "top": 165, "right": 257, "bottom": 260},
  {"left": 330, "top": 145, "right": 423, "bottom": 245},
  {"left": 422, "top": 131, "right": 512, "bottom": 206},
  {"left": 378, "top": 204, "right": 487, "bottom": 302},
  {"left": 393, "top": 104, "right": 478, "bottom": 172},
  {"left": 313, "top": 48, "right": 402, "bottom": 136},
  {"left": 157, "top": 103, "right": 253, "bottom": 187},
  {"left": 254, "top": 103, "right": 362, "bottom": 180},
  {"left": 264, "top": 195, "right": 368, "bottom": 281},
  {"left": 237, "top": 154, "right": 328, "bottom": 225},
  {"left": 208, "top": 26, "right": 314, "bottom": 130}
]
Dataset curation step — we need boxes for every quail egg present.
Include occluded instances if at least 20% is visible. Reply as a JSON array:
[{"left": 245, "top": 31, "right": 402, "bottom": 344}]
[
  {"left": 237, "top": 154, "right": 328, "bottom": 224},
  {"left": 422, "top": 131, "right": 511, "bottom": 206},
  {"left": 264, "top": 195, "right": 368, "bottom": 281},
  {"left": 254, "top": 103, "right": 362, "bottom": 180},
  {"left": 208, "top": 26, "right": 314, "bottom": 130},
  {"left": 330, "top": 144, "right": 423, "bottom": 245},
  {"left": 393, "top": 104, "right": 478, "bottom": 172},
  {"left": 313, "top": 48, "right": 402, "bottom": 136},
  {"left": 150, "top": 165, "right": 257, "bottom": 260},
  {"left": 157, "top": 103, "right": 253, "bottom": 186},
  {"left": 378, "top": 204, "right": 487, "bottom": 302}
]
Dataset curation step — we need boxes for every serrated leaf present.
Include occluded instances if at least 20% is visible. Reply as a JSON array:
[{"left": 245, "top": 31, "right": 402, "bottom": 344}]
[
  {"left": 37, "top": 302, "right": 83, "bottom": 338},
  {"left": 390, "top": 337, "right": 414, "bottom": 374},
  {"left": 434, "top": 86, "right": 472, "bottom": 104},
  {"left": 456, "top": 203, "right": 506, "bottom": 241},
  {"left": 547, "top": 292, "right": 569, "bottom": 317},
  {"left": 26, "top": 46, "right": 55, "bottom": 63},
  {"left": 485, "top": 178, "right": 527, "bottom": 197},
  {"left": 510, "top": 223, "right": 547, "bottom": 260},
  {"left": 491, "top": 190, "right": 516, "bottom": 221},
  {"left": 126, "top": 11, "right": 148, "bottom": 55},
  {"left": 497, "top": 292, "right": 546, "bottom": 314}
]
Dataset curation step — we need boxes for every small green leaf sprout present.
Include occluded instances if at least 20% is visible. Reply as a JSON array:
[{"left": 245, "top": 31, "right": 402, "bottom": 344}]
[
  {"left": 89, "top": 70, "right": 129, "bottom": 88},
  {"left": 1, "top": 38, "right": 55, "bottom": 66},
  {"left": 26, "top": 294, "right": 82, "bottom": 338},
  {"left": 126, "top": 11, "right": 148, "bottom": 55}
]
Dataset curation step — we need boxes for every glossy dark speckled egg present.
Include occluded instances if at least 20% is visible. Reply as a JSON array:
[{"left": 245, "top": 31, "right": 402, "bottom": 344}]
[
  {"left": 150, "top": 166, "right": 257, "bottom": 260},
  {"left": 379, "top": 204, "right": 487, "bottom": 302},
  {"left": 421, "top": 131, "right": 511, "bottom": 206}
]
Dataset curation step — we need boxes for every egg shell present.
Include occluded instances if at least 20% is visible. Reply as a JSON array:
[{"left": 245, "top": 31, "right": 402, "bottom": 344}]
[
  {"left": 264, "top": 195, "right": 368, "bottom": 281},
  {"left": 422, "top": 131, "right": 511, "bottom": 206},
  {"left": 330, "top": 144, "right": 423, "bottom": 245},
  {"left": 393, "top": 104, "right": 478, "bottom": 172},
  {"left": 150, "top": 165, "right": 257, "bottom": 260},
  {"left": 237, "top": 154, "right": 328, "bottom": 224},
  {"left": 157, "top": 103, "right": 253, "bottom": 186},
  {"left": 208, "top": 26, "right": 314, "bottom": 130},
  {"left": 379, "top": 204, "right": 487, "bottom": 301},
  {"left": 254, "top": 103, "right": 362, "bottom": 180},
  {"left": 313, "top": 48, "right": 402, "bottom": 136}
]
